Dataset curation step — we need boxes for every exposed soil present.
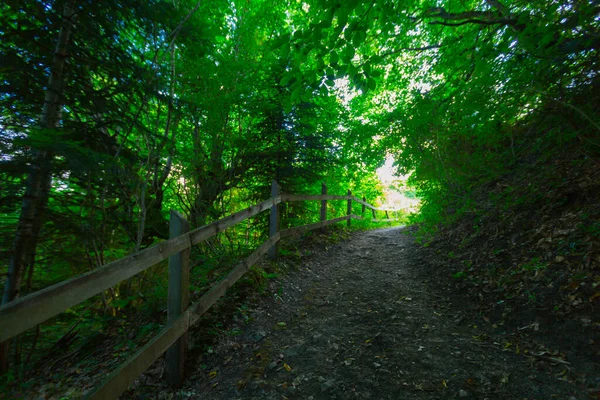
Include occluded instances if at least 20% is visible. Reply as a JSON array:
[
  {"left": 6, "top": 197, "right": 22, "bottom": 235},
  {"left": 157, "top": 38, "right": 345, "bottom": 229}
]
[{"left": 132, "top": 226, "right": 591, "bottom": 400}]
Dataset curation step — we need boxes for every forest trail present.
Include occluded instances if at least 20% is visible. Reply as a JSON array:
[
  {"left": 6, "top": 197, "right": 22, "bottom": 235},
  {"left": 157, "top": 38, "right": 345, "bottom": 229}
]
[{"left": 145, "top": 226, "right": 585, "bottom": 400}]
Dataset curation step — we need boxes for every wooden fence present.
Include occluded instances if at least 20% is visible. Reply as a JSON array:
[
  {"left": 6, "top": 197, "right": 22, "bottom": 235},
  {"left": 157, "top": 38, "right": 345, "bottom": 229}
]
[{"left": 0, "top": 181, "right": 400, "bottom": 399}]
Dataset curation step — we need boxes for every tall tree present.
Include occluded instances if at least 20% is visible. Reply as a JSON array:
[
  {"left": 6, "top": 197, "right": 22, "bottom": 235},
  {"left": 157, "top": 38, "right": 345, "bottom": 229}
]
[{"left": 1, "top": 2, "right": 75, "bottom": 374}]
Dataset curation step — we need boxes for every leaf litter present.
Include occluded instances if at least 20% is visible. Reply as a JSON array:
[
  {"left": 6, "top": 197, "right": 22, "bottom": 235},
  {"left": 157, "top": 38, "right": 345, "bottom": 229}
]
[{"left": 130, "top": 226, "right": 592, "bottom": 399}]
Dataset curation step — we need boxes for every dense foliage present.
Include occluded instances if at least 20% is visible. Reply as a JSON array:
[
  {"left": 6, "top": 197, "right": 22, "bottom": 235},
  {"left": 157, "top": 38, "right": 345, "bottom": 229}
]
[
  {"left": 1, "top": 0, "right": 598, "bottom": 384},
  {"left": 283, "top": 0, "right": 599, "bottom": 228},
  {"left": 0, "top": 0, "right": 387, "bottom": 377}
]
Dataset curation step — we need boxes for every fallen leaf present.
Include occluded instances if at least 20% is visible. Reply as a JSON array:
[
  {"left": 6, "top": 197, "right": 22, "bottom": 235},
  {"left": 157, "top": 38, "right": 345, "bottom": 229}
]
[
  {"left": 209, "top": 371, "right": 217, "bottom": 379},
  {"left": 284, "top": 363, "right": 292, "bottom": 372}
]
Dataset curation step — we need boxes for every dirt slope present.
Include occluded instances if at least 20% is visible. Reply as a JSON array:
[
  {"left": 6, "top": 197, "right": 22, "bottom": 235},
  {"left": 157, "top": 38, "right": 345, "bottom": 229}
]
[{"left": 133, "top": 226, "right": 587, "bottom": 400}]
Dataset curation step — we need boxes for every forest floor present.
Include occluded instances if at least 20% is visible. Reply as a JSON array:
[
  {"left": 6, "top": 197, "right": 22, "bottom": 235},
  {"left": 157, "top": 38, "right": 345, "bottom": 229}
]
[{"left": 129, "top": 226, "right": 593, "bottom": 400}]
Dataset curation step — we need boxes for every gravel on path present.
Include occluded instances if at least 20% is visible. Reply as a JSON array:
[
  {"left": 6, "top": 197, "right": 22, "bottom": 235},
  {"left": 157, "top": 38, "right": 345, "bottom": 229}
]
[{"left": 160, "top": 227, "right": 585, "bottom": 400}]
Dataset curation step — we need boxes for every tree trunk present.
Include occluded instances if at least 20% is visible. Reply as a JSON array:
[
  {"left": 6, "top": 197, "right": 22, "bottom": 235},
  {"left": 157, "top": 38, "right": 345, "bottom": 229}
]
[{"left": 0, "top": 4, "right": 75, "bottom": 375}]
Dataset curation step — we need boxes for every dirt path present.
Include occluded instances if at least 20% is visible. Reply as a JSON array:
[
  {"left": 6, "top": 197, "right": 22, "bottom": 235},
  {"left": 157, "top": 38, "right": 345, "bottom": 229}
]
[{"left": 168, "top": 227, "right": 585, "bottom": 399}]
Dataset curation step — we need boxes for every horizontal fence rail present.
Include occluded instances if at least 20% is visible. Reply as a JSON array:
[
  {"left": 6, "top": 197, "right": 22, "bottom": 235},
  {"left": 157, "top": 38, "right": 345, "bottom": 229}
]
[
  {"left": 0, "top": 182, "right": 401, "bottom": 399},
  {"left": 280, "top": 215, "right": 356, "bottom": 238},
  {"left": 281, "top": 193, "right": 400, "bottom": 212},
  {"left": 281, "top": 194, "right": 349, "bottom": 202},
  {"left": 85, "top": 235, "right": 280, "bottom": 399},
  {"left": 0, "top": 196, "right": 281, "bottom": 343}
]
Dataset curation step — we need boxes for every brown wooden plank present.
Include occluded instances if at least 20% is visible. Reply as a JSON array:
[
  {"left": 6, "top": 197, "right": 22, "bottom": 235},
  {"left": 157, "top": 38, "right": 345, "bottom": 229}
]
[
  {"left": 85, "top": 311, "right": 190, "bottom": 400},
  {"left": 85, "top": 234, "right": 280, "bottom": 399},
  {"left": 189, "top": 234, "right": 279, "bottom": 326},
  {"left": 281, "top": 193, "right": 398, "bottom": 213},
  {"left": 281, "top": 194, "right": 349, "bottom": 202},
  {"left": 165, "top": 211, "right": 190, "bottom": 387},
  {"left": 279, "top": 216, "right": 350, "bottom": 238},
  {"left": 268, "top": 181, "right": 280, "bottom": 260},
  {"left": 189, "top": 196, "right": 281, "bottom": 245},
  {"left": 0, "top": 196, "right": 281, "bottom": 343},
  {"left": 361, "top": 196, "right": 366, "bottom": 215},
  {"left": 347, "top": 190, "right": 352, "bottom": 228},
  {"left": 349, "top": 196, "right": 399, "bottom": 212},
  {"left": 320, "top": 183, "right": 327, "bottom": 234},
  {"left": 0, "top": 234, "right": 189, "bottom": 343},
  {"left": 349, "top": 196, "right": 376, "bottom": 210}
]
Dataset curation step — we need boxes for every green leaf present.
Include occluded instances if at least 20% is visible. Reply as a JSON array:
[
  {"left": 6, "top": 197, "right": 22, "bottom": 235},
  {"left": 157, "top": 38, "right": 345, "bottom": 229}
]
[
  {"left": 291, "top": 87, "right": 302, "bottom": 102},
  {"left": 281, "top": 44, "right": 290, "bottom": 59},
  {"left": 353, "top": 30, "right": 366, "bottom": 47},
  {"left": 280, "top": 74, "right": 292, "bottom": 86},
  {"left": 363, "top": 62, "right": 371, "bottom": 76},
  {"left": 342, "top": 46, "right": 355, "bottom": 63},
  {"left": 330, "top": 51, "right": 339, "bottom": 65},
  {"left": 335, "top": 63, "right": 347, "bottom": 76},
  {"left": 283, "top": 99, "right": 293, "bottom": 113},
  {"left": 367, "top": 78, "right": 376, "bottom": 90},
  {"left": 347, "top": 62, "right": 357, "bottom": 77},
  {"left": 336, "top": 9, "right": 349, "bottom": 30},
  {"left": 272, "top": 34, "right": 290, "bottom": 49},
  {"left": 346, "top": 0, "right": 359, "bottom": 9},
  {"left": 370, "top": 55, "right": 384, "bottom": 64},
  {"left": 320, "top": 9, "right": 334, "bottom": 29},
  {"left": 312, "top": 29, "right": 322, "bottom": 41}
]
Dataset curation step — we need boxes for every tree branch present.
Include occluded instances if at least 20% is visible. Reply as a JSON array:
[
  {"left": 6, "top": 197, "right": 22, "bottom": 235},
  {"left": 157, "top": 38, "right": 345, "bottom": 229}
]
[
  {"left": 380, "top": 44, "right": 443, "bottom": 58},
  {"left": 425, "top": 8, "right": 497, "bottom": 21},
  {"left": 424, "top": 5, "right": 524, "bottom": 32},
  {"left": 430, "top": 19, "right": 514, "bottom": 27}
]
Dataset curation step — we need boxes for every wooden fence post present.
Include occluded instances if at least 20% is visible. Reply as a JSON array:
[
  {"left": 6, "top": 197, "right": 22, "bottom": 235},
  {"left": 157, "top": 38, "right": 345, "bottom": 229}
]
[
  {"left": 347, "top": 190, "right": 352, "bottom": 228},
  {"left": 268, "top": 180, "right": 280, "bottom": 260},
  {"left": 320, "top": 183, "right": 327, "bottom": 233},
  {"left": 166, "top": 210, "right": 190, "bottom": 387},
  {"left": 372, "top": 208, "right": 376, "bottom": 220},
  {"left": 361, "top": 196, "right": 366, "bottom": 216},
  {"left": 385, "top": 210, "right": 389, "bottom": 220}
]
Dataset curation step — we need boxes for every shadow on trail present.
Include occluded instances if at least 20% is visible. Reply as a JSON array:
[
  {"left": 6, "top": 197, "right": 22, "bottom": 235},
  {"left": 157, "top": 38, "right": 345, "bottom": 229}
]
[{"left": 163, "top": 227, "right": 584, "bottom": 399}]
